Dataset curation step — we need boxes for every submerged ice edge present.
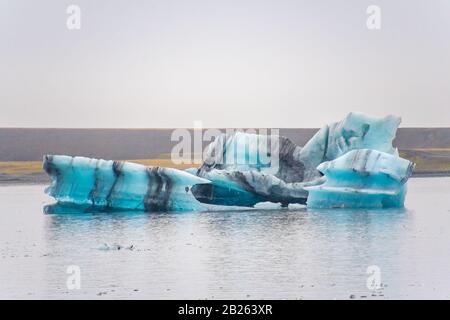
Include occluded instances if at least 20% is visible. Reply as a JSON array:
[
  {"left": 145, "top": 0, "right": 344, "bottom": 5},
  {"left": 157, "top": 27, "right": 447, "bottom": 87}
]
[
  {"left": 43, "top": 201, "right": 306, "bottom": 215},
  {"left": 42, "top": 113, "right": 414, "bottom": 212}
]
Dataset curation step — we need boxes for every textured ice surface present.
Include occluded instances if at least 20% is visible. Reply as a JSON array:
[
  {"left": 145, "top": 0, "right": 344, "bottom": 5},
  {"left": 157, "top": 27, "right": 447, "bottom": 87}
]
[
  {"left": 43, "top": 155, "right": 211, "bottom": 212},
  {"left": 198, "top": 132, "right": 304, "bottom": 181},
  {"left": 194, "top": 112, "right": 402, "bottom": 207},
  {"left": 43, "top": 113, "right": 413, "bottom": 211},
  {"left": 194, "top": 132, "right": 319, "bottom": 206},
  {"left": 193, "top": 169, "right": 324, "bottom": 207},
  {"left": 306, "top": 149, "right": 414, "bottom": 209},
  {"left": 299, "top": 112, "right": 401, "bottom": 180}
]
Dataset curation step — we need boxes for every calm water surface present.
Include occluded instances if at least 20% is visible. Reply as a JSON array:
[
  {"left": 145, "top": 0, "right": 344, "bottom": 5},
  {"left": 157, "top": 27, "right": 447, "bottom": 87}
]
[{"left": 1, "top": 178, "right": 450, "bottom": 299}]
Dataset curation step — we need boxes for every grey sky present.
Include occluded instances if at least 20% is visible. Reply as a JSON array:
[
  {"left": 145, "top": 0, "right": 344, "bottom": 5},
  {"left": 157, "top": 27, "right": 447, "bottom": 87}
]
[{"left": 1, "top": 0, "right": 449, "bottom": 128}]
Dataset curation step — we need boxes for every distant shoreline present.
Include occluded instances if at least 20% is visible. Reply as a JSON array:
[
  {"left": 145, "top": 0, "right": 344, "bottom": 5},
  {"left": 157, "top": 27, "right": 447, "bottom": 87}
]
[
  {"left": 411, "top": 172, "right": 450, "bottom": 178},
  {"left": 0, "top": 159, "right": 449, "bottom": 186},
  {"left": 1, "top": 127, "right": 450, "bottom": 184},
  {"left": 2, "top": 127, "right": 450, "bottom": 161}
]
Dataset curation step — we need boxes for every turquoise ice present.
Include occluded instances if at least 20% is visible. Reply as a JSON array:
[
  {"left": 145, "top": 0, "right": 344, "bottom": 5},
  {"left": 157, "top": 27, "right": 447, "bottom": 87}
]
[
  {"left": 44, "top": 155, "right": 211, "bottom": 212},
  {"left": 43, "top": 113, "right": 415, "bottom": 211},
  {"left": 195, "top": 132, "right": 316, "bottom": 206},
  {"left": 194, "top": 112, "right": 406, "bottom": 207},
  {"left": 305, "top": 149, "right": 414, "bottom": 209},
  {"left": 299, "top": 112, "right": 401, "bottom": 180}
]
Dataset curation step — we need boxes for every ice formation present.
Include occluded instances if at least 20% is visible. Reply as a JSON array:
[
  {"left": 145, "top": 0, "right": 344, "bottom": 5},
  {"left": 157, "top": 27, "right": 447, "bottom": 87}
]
[
  {"left": 193, "top": 112, "right": 403, "bottom": 207},
  {"left": 193, "top": 132, "right": 322, "bottom": 206},
  {"left": 43, "top": 112, "right": 414, "bottom": 212},
  {"left": 305, "top": 149, "right": 414, "bottom": 209},
  {"left": 43, "top": 155, "right": 210, "bottom": 212},
  {"left": 299, "top": 112, "right": 401, "bottom": 181}
]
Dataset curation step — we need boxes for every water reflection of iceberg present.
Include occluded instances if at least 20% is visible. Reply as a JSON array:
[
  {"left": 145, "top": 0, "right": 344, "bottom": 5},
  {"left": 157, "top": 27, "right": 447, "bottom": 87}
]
[{"left": 42, "top": 199, "right": 410, "bottom": 299}]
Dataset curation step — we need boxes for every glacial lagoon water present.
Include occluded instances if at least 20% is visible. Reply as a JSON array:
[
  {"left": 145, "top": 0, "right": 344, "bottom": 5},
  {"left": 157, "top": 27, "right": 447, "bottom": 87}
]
[{"left": 1, "top": 177, "right": 450, "bottom": 299}]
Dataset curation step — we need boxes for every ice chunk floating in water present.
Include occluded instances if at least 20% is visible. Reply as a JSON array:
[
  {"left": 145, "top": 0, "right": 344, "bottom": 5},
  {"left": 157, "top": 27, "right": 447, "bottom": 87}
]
[
  {"left": 43, "top": 155, "right": 211, "bottom": 212},
  {"left": 193, "top": 112, "right": 404, "bottom": 207},
  {"left": 305, "top": 149, "right": 414, "bottom": 209},
  {"left": 43, "top": 112, "right": 414, "bottom": 211}
]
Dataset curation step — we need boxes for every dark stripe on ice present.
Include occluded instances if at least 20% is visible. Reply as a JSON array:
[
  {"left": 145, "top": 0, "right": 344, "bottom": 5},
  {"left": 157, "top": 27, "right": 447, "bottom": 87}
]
[
  {"left": 88, "top": 160, "right": 100, "bottom": 205},
  {"left": 160, "top": 169, "right": 173, "bottom": 210},
  {"left": 144, "top": 167, "right": 173, "bottom": 212},
  {"left": 106, "top": 161, "right": 124, "bottom": 207},
  {"left": 276, "top": 136, "right": 305, "bottom": 183},
  {"left": 228, "top": 171, "right": 258, "bottom": 194},
  {"left": 43, "top": 155, "right": 62, "bottom": 196}
]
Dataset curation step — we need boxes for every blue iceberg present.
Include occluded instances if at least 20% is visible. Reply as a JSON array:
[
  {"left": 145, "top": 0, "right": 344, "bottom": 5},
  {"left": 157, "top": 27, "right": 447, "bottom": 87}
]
[
  {"left": 305, "top": 149, "right": 414, "bottom": 209},
  {"left": 193, "top": 112, "right": 404, "bottom": 207},
  {"left": 43, "top": 112, "right": 414, "bottom": 211},
  {"left": 43, "top": 155, "right": 211, "bottom": 212}
]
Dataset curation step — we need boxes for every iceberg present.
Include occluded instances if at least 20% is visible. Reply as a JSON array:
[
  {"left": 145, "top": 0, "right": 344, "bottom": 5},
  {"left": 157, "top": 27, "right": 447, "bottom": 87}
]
[
  {"left": 43, "top": 155, "right": 211, "bottom": 212},
  {"left": 42, "top": 112, "right": 414, "bottom": 211},
  {"left": 194, "top": 132, "right": 322, "bottom": 206},
  {"left": 299, "top": 112, "right": 401, "bottom": 180},
  {"left": 193, "top": 112, "right": 404, "bottom": 207},
  {"left": 305, "top": 149, "right": 414, "bottom": 209}
]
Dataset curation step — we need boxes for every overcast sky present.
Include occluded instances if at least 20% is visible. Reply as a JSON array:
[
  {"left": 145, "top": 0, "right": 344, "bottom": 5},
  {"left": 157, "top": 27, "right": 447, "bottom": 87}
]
[{"left": 1, "top": 0, "right": 449, "bottom": 128}]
